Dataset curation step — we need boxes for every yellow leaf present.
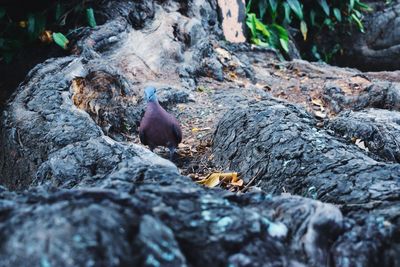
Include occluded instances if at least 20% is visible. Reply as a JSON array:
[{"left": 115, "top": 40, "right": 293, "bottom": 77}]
[
  {"left": 300, "top": 20, "right": 308, "bottom": 41},
  {"left": 192, "top": 127, "right": 211, "bottom": 133},
  {"left": 311, "top": 98, "right": 324, "bottom": 109},
  {"left": 197, "top": 172, "right": 240, "bottom": 188},
  {"left": 19, "top": 21, "right": 27, "bottom": 28},
  {"left": 39, "top": 30, "right": 53, "bottom": 44},
  {"left": 198, "top": 173, "right": 221, "bottom": 188},
  {"left": 231, "top": 172, "right": 238, "bottom": 182},
  {"left": 231, "top": 179, "right": 244, "bottom": 186},
  {"left": 228, "top": 72, "right": 237, "bottom": 79}
]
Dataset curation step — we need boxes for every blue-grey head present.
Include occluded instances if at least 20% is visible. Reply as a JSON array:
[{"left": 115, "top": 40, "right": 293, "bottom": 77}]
[{"left": 144, "top": 86, "right": 157, "bottom": 103}]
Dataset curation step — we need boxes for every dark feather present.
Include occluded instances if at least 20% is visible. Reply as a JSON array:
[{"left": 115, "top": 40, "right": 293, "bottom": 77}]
[
  {"left": 172, "top": 123, "right": 182, "bottom": 143},
  {"left": 139, "top": 130, "right": 147, "bottom": 145}
]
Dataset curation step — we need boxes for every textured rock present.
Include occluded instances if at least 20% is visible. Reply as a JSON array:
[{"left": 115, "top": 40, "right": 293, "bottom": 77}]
[
  {"left": 213, "top": 97, "right": 400, "bottom": 264},
  {"left": 329, "top": 108, "right": 400, "bottom": 163},
  {"left": 213, "top": 98, "right": 400, "bottom": 215},
  {"left": 0, "top": 168, "right": 350, "bottom": 267}
]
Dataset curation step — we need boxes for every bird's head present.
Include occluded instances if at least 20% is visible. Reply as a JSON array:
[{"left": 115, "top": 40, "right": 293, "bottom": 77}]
[{"left": 144, "top": 86, "right": 157, "bottom": 103}]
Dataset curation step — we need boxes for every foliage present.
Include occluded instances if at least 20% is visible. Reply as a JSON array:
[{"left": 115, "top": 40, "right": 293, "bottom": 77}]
[
  {"left": 0, "top": 1, "right": 97, "bottom": 63},
  {"left": 246, "top": 0, "right": 373, "bottom": 61}
]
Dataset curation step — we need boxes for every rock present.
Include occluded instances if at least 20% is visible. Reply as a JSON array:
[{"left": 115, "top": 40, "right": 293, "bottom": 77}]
[{"left": 328, "top": 108, "right": 400, "bottom": 163}]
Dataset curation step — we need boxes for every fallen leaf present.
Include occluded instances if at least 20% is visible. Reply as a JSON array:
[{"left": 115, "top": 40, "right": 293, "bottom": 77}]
[
  {"left": 311, "top": 97, "right": 326, "bottom": 118},
  {"left": 311, "top": 98, "right": 325, "bottom": 111},
  {"left": 39, "top": 30, "right": 53, "bottom": 44},
  {"left": 52, "top": 32, "right": 69, "bottom": 50},
  {"left": 230, "top": 172, "right": 238, "bottom": 182},
  {"left": 192, "top": 127, "right": 211, "bottom": 132},
  {"left": 354, "top": 139, "right": 369, "bottom": 151},
  {"left": 197, "top": 173, "right": 221, "bottom": 188},
  {"left": 19, "top": 21, "right": 27, "bottom": 28},
  {"left": 228, "top": 72, "right": 237, "bottom": 79},
  {"left": 215, "top": 47, "right": 231, "bottom": 60},
  {"left": 231, "top": 179, "right": 244, "bottom": 186},
  {"left": 197, "top": 172, "right": 241, "bottom": 188},
  {"left": 314, "top": 110, "right": 326, "bottom": 119}
]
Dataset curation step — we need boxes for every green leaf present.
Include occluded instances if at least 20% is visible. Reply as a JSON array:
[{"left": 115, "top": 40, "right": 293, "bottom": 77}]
[
  {"left": 318, "top": 0, "right": 330, "bottom": 16},
  {"left": 255, "top": 19, "right": 270, "bottom": 38},
  {"left": 246, "top": 13, "right": 257, "bottom": 37},
  {"left": 333, "top": 8, "right": 342, "bottom": 21},
  {"left": 27, "top": 13, "right": 46, "bottom": 38},
  {"left": 300, "top": 20, "right": 307, "bottom": 40},
  {"left": 353, "top": 9, "right": 362, "bottom": 17},
  {"left": 279, "top": 38, "right": 289, "bottom": 52},
  {"left": 311, "top": 45, "right": 322, "bottom": 61},
  {"left": 283, "top": 3, "right": 292, "bottom": 24},
  {"left": 287, "top": 0, "right": 303, "bottom": 20},
  {"left": 0, "top": 7, "right": 5, "bottom": 19},
  {"left": 55, "top": 2, "right": 63, "bottom": 21},
  {"left": 86, "top": 8, "right": 97, "bottom": 28},
  {"left": 246, "top": 0, "right": 253, "bottom": 13},
  {"left": 271, "top": 24, "right": 288, "bottom": 41},
  {"left": 310, "top": 9, "right": 316, "bottom": 26},
  {"left": 251, "top": 37, "right": 269, "bottom": 48},
  {"left": 323, "top": 18, "right": 335, "bottom": 30},
  {"left": 27, "top": 13, "right": 35, "bottom": 35},
  {"left": 355, "top": 0, "right": 373, "bottom": 11},
  {"left": 258, "top": 0, "right": 267, "bottom": 19},
  {"left": 52, "top": 32, "right": 69, "bottom": 49},
  {"left": 269, "top": 0, "right": 278, "bottom": 14},
  {"left": 351, "top": 13, "right": 364, "bottom": 32},
  {"left": 349, "top": 0, "right": 355, "bottom": 11}
]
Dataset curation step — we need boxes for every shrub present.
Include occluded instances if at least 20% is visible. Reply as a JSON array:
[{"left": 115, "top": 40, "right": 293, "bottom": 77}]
[
  {"left": 246, "top": 0, "right": 372, "bottom": 61},
  {"left": 0, "top": 1, "right": 97, "bottom": 63}
]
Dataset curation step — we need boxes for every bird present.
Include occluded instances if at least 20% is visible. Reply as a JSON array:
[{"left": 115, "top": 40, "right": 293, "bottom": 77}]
[{"left": 139, "top": 86, "right": 182, "bottom": 160}]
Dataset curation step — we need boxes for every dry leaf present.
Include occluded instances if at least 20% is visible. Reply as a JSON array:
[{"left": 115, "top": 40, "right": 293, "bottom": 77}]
[
  {"left": 311, "top": 98, "right": 325, "bottom": 110},
  {"left": 311, "top": 98, "right": 326, "bottom": 118},
  {"left": 228, "top": 72, "right": 237, "bottom": 79},
  {"left": 231, "top": 179, "right": 244, "bottom": 186},
  {"left": 39, "top": 30, "right": 53, "bottom": 44},
  {"left": 314, "top": 110, "right": 326, "bottom": 119},
  {"left": 192, "top": 127, "right": 211, "bottom": 132},
  {"left": 354, "top": 139, "right": 369, "bottom": 151},
  {"left": 197, "top": 172, "right": 241, "bottom": 188},
  {"left": 215, "top": 47, "right": 231, "bottom": 60},
  {"left": 197, "top": 173, "right": 221, "bottom": 188},
  {"left": 229, "top": 172, "right": 238, "bottom": 182},
  {"left": 19, "top": 21, "right": 27, "bottom": 28}
]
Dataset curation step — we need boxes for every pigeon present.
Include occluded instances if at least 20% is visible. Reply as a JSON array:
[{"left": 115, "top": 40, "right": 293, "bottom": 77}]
[{"left": 139, "top": 86, "right": 182, "bottom": 159}]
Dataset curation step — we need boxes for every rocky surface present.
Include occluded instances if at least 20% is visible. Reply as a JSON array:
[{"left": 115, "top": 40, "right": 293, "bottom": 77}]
[{"left": 0, "top": 0, "right": 399, "bottom": 266}]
